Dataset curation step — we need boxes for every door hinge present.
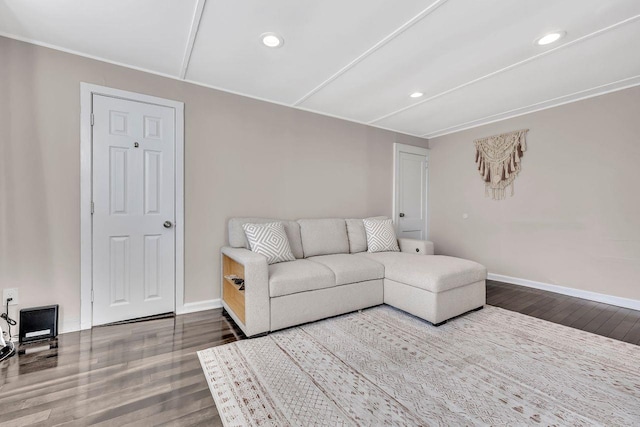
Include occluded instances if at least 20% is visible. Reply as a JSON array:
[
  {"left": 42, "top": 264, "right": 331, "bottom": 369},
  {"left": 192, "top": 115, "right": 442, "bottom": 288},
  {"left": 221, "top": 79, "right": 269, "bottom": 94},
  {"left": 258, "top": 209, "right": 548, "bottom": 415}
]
[
  {"left": 91, "top": 289, "right": 94, "bottom": 303},
  {"left": 90, "top": 113, "right": 95, "bottom": 126},
  {"left": 91, "top": 201, "right": 94, "bottom": 215}
]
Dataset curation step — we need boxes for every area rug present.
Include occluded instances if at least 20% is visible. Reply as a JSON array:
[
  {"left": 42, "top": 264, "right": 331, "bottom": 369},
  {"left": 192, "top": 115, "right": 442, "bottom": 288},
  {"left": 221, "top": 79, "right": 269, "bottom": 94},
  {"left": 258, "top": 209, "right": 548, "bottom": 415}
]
[{"left": 198, "top": 305, "right": 640, "bottom": 426}]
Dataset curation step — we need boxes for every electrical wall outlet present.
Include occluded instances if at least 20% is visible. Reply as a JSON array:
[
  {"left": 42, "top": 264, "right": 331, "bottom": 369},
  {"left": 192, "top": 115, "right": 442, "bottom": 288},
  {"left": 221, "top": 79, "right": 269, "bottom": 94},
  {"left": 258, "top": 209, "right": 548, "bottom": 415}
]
[{"left": 2, "top": 288, "right": 18, "bottom": 306}]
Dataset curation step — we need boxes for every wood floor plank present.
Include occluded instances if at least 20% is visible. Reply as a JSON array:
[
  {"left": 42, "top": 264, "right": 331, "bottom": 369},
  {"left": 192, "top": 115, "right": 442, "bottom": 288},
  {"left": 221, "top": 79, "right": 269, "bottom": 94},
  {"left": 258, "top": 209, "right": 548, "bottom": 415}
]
[
  {"left": 609, "top": 311, "right": 640, "bottom": 341},
  {"left": 582, "top": 306, "right": 620, "bottom": 334},
  {"left": 536, "top": 296, "right": 579, "bottom": 322},
  {"left": 487, "top": 282, "right": 540, "bottom": 309},
  {"left": 546, "top": 299, "right": 589, "bottom": 324},
  {"left": 490, "top": 288, "right": 534, "bottom": 308},
  {"left": 486, "top": 286, "right": 524, "bottom": 306},
  {"left": 500, "top": 291, "right": 547, "bottom": 313},
  {"left": 157, "top": 406, "right": 222, "bottom": 427},
  {"left": 1, "top": 308, "right": 237, "bottom": 426},
  {"left": 527, "top": 294, "right": 572, "bottom": 319},
  {"left": 593, "top": 307, "right": 631, "bottom": 337},
  {"left": 0, "top": 408, "right": 51, "bottom": 427},
  {"left": 555, "top": 301, "right": 600, "bottom": 328},
  {"left": 622, "top": 316, "right": 640, "bottom": 345},
  {"left": 519, "top": 294, "right": 559, "bottom": 316},
  {"left": 118, "top": 390, "right": 216, "bottom": 427},
  {"left": 570, "top": 304, "right": 609, "bottom": 330}
]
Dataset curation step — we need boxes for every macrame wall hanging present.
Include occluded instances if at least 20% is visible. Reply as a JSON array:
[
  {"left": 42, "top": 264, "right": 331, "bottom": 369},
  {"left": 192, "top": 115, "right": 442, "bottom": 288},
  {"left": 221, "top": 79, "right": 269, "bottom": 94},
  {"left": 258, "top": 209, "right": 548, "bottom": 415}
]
[{"left": 474, "top": 129, "right": 528, "bottom": 200}]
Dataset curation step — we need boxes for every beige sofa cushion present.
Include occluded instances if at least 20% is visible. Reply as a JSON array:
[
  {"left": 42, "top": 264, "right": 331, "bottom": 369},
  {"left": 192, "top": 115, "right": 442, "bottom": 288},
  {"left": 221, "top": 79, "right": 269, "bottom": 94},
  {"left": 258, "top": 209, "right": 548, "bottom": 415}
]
[
  {"left": 298, "top": 218, "right": 349, "bottom": 257},
  {"left": 307, "top": 254, "right": 384, "bottom": 286},
  {"left": 228, "top": 218, "right": 304, "bottom": 259},
  {"left": 357, "top": 252, "right": 486, "bottom": 293},
  {"left": 345, "top": 219, "right": 367, "bottom": 253},
  {"left": 268, "top": 260, "right": 335, "bottom": 297},
  {"left": 363, "top": 218, "right": 399, "bottom": 253},
  {"left": 242, "top": 222, "right": 296, "bottom": 265},
  {"left": 345, "top": 216, "right": 387, "bottom": 253}
]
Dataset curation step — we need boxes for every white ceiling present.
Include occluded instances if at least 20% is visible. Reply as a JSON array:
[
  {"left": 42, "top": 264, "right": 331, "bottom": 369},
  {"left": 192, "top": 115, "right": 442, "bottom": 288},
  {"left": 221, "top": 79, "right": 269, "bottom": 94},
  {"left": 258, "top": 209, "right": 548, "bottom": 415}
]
[{"left": 2, "top": 0, "right": 639, "bottom": 138}]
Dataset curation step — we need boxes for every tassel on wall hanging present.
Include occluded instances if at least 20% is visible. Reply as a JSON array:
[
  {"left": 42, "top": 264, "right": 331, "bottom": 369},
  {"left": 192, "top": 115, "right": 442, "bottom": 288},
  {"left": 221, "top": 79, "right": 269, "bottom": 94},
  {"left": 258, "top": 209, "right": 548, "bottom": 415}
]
[{"left": 474, "top": 129, "right": 528, "bottom": 200}]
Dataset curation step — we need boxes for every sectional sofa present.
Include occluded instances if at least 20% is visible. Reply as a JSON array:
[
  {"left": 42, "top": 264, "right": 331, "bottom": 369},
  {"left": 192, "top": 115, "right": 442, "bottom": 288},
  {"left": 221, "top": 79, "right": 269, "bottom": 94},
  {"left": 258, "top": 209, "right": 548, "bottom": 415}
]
[{"left": 221, "top": 217, "right": 487, "bottom": 337}]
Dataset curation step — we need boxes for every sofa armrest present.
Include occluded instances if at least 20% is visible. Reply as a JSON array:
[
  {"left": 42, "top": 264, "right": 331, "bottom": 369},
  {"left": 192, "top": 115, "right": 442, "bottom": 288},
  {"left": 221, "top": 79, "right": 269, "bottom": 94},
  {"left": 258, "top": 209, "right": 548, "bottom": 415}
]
[
  {"left": 398, "top": 238, "right": 434, "bottom": 255},
  {"left": 221, "top": 247, "right": 270, "bottom": 336},
  {"left": 222, "top": 246, "right": 268, "bottom": 268}
]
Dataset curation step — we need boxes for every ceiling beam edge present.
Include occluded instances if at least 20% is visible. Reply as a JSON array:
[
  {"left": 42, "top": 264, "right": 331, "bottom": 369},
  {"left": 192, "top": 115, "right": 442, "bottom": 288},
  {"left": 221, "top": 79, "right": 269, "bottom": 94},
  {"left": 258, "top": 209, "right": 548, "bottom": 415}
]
[
  {"left": 368, "top": 14, "right": 640, "bottom": 125},
  {"left": 179, "top": 0, "right": 207, "bottom": 80},
  {"left": 421, "top": 75, "right": 640, "bottom": 139},
  {"left": 0, "top": 31, "right": 426, "bottom": 139},
  {"left": 291, "top": 0, "right": 449, "bottom": 107}
]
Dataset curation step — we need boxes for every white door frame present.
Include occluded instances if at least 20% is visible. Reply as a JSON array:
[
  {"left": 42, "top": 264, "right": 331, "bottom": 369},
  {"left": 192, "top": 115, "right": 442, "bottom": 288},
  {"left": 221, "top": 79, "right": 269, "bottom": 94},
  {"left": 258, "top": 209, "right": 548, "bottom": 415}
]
[
  {"left": 80, "top": 83, "right": 185, "bottom": 330},
  {"left": 392, "top": 143, "right": 430, "bottom": 239}
]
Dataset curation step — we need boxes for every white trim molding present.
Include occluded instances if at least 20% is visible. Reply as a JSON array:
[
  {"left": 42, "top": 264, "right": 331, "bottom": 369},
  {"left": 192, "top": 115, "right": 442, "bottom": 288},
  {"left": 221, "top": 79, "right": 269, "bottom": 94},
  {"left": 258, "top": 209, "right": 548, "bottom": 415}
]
[
  {"left": 369, "top": 14, "right": 640, "bottom": 126},
  {"left": 80, "top": 83, "right": 186, "bottom": 330},
  {"left": 61, "top": 318, "right": 81, "bottom": 335},
  {"left": 0, "top": 30, "right": 424, "bottom": 139},
  {"left": 3, "top": 14, "right": 640, "bottom": 141},
  {"left": 293, "top": 0, "right": 448, "bottom": 106},
  {"left": 422, "top": 75, "right": 640, "bottom": 138},
  {"left": 177, "top": 299, "right": 223, "bottom": 315},
  {"left": 179, "top": 0, "right": 207, "bottom": 79},
  {"left": 488, "top": 273, "right": 640, "bottom": 311}
]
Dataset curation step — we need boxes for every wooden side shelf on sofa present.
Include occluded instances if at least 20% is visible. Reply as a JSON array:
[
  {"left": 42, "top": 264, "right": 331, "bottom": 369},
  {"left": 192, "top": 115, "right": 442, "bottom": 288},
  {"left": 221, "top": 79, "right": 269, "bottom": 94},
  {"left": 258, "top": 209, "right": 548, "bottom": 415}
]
[{"left": 222, "top": 255, "right": 245, "bottom": 324}]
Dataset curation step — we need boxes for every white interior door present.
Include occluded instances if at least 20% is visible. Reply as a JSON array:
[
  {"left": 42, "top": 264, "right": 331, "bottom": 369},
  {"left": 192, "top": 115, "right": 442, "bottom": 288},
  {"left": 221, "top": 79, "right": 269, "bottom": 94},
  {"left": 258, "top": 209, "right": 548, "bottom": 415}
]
[
  {"left": 92, "top": 94, "right": 176, "bottom": 325},
  {"left": 394, "top": 144, "right": 428, "bottom": 240}
]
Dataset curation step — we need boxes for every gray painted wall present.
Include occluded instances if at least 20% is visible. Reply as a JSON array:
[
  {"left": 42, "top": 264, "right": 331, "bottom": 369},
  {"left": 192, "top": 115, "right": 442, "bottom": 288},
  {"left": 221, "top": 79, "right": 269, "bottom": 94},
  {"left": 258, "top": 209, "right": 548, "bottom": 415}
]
[
  {"left": 0, "top": 36, "right": 427, "bottom": 332},
  {"left": 429, "top": 86, "right": 640, "bottom": 301}
]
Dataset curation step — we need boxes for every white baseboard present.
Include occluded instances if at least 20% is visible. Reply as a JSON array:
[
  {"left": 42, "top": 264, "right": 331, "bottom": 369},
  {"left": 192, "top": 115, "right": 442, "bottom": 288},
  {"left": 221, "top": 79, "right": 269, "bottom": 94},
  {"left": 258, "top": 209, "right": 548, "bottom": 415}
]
[
  {"left": 488, "top": 273, "right": 640, "bottom": 311},
  {"left": 176, "top": 298, "right": 222, "bottom": 315},
  {"left": 61, "top": 318, "right": 81, "bottom": 334},
  {"left": 57, "top": 300, "right": 222, "bottom": 336}
]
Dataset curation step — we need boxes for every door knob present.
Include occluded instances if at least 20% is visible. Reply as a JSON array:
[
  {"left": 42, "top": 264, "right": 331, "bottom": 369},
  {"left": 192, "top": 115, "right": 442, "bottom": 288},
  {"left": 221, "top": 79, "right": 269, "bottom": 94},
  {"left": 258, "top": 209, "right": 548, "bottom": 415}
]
[
  {"left": 399, "top": 213, "right": 405, "bottom": 217},
  {"left": 163, "top": 221, "right": 173, "bottom": 228}
]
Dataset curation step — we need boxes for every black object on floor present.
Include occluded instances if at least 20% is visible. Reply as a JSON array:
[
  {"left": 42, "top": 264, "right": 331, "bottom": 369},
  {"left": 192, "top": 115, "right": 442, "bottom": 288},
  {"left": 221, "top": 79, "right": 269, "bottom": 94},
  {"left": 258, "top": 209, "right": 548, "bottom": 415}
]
[{"left": 19, "top": 304, "right": 59, "bottom": 343}]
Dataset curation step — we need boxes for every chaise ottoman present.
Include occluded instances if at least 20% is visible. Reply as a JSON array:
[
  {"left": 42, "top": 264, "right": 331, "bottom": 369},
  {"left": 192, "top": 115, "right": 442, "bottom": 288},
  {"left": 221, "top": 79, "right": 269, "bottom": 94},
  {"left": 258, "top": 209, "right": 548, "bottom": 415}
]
[{"left": 357, "top": 252, "right": 487, "bottom": 325}]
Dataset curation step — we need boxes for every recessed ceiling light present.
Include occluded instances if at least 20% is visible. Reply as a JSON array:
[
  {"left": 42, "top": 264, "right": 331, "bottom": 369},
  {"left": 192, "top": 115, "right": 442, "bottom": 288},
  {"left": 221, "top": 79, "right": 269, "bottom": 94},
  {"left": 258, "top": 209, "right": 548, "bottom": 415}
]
[
  {"left": 535, "top": 31, "right": 566, "bottom": 46},
  {"left": 410, "top": 92, "right": 424, "bottom": 98},
  {"left": 261, "top": 32, "right": 283, "bottom": 48}
]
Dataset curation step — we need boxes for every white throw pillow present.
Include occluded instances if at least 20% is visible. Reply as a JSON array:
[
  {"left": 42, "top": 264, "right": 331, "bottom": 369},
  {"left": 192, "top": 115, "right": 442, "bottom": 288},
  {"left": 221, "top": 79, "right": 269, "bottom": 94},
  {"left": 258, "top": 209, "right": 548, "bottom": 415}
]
[
  {"left": 242, "top": 222, "right": 296, "bottom": 264},
  {"left": 363, "top": 218, "right": 400, "bottom": 253}
]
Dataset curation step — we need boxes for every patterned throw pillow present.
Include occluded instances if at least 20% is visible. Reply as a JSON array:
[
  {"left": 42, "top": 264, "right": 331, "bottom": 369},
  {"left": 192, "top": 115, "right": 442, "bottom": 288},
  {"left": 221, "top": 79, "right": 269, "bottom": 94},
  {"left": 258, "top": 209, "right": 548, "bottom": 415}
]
[
  {"left": 363, "top": 218, "right": 400, "bottom": 253},
  {"left": 242, "top": 222, "right": 296, "bottom": 264}
]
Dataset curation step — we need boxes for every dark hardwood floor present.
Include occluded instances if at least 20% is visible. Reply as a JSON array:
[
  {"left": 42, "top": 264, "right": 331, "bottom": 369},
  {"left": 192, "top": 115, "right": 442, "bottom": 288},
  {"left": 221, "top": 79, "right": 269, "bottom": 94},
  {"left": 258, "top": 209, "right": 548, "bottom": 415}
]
[
  {"left": 0, "top": 310, "right": 244, "bottom": 426},
  {"left": 1, "top": 281, "right": 638, "bottom": 425},
  {"left": 486, "top": 280, "right": 640, "bottom": 345}
]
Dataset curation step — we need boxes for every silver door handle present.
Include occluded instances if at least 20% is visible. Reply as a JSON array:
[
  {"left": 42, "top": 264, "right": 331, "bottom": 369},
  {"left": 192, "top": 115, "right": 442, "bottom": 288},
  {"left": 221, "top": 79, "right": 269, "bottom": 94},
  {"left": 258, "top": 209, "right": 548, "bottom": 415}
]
[
  {"left": 163, "top": 221, "right": 173, "bottom": 228},
  {"left": 399, "top": 213, "right": 405, "bottom": 217}
]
